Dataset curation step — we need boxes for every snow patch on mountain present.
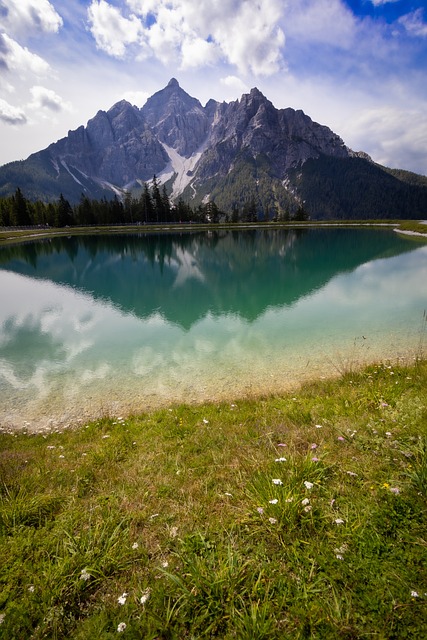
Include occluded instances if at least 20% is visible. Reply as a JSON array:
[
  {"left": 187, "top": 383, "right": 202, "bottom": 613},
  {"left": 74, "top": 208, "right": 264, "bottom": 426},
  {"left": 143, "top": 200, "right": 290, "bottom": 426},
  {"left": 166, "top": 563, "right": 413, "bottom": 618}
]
[
  {"left": 60, "top": 160, "right": 84, "bottom": 187},
  {"left": 160, "top": 140, "right": 209, "bottom": 200},
  {"left": 51, "top": 157, "right": 60, "bottom": 176},
  {"left": 94, "top": 178, "right": 125, "bottom": 197}
]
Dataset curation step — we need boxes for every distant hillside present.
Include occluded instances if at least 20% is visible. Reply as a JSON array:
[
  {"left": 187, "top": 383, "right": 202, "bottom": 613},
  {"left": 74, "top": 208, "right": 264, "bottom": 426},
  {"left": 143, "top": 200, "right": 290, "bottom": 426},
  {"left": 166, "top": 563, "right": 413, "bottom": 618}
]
[{"left": 286, "top": 156, "right": 427, "bottom": 220}]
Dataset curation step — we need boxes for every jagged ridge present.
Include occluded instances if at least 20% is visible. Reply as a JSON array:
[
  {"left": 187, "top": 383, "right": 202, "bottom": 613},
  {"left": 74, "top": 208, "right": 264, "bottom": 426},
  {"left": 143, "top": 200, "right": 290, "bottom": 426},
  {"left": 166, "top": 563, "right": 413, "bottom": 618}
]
[{"left": 0, "top": 78, "right": 426, "bottom": 219}]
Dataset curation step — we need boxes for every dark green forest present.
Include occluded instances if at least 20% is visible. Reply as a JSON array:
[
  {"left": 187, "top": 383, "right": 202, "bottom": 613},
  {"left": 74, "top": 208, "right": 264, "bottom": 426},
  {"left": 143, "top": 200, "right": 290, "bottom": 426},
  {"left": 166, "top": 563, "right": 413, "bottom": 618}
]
[
  {"left": 2, "top": 154, "right": 427, "bottom": 228},
  {"left": 288, "top": 156, "right": 427, "bottom": 220},
  {"left": 0, "top": 177, "right": 309, "bottom": 228}
]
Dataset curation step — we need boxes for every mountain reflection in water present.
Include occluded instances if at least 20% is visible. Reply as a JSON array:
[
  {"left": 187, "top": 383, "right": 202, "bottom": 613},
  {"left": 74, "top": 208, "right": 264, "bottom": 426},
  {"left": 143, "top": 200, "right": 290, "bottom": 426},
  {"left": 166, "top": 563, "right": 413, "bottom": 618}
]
[
  {"left": 0, "top": 228, "right": 418, "bottom": 329},
  {"left": 0, "top": 228, "right": 425, "bottom": 431}
]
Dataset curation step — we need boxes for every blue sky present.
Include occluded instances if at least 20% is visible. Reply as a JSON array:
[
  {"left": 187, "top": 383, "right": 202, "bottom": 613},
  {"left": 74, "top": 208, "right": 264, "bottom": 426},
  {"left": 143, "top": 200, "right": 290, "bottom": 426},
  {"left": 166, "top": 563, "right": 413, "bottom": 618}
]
[{"left": 1, "top": 0, "right": 426, "bottom": 175}]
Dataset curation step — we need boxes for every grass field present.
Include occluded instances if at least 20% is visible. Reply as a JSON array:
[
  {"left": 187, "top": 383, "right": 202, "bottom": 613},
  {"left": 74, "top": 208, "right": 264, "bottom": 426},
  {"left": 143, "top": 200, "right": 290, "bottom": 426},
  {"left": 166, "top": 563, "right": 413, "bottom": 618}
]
[{"left": 1, "top": 356, "right": 426, "bottom": 638}]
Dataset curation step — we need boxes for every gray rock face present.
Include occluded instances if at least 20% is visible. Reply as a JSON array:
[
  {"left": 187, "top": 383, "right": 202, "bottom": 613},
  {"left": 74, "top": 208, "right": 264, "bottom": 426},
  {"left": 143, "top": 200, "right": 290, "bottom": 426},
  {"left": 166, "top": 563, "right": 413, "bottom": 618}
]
[
  {"left": 141, "top": 78, "right": 213, "bottom": 157},
  {"left": 46, "top": 100, "right": 169, "bottom": 185},
  {"left": 193, "top": 87, "right": 349, "bottom": 184},
  {"left": 0, "top": 78, "right": 353, "bottom": 201}
]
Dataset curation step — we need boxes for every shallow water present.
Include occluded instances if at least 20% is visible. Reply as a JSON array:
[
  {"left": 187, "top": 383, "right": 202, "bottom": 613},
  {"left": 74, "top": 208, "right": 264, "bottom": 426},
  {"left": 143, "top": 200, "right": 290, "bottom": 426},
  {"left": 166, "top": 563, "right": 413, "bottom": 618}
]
[{"left": 0, "top": 228, "right": 426, "bottom": 431}]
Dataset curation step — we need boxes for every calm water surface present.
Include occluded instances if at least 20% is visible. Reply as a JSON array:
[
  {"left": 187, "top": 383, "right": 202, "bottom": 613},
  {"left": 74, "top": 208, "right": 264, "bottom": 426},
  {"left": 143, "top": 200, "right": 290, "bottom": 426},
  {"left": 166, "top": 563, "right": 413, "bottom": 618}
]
[{"left": 0, "top": 228, "right": 426, "bottom": 431}]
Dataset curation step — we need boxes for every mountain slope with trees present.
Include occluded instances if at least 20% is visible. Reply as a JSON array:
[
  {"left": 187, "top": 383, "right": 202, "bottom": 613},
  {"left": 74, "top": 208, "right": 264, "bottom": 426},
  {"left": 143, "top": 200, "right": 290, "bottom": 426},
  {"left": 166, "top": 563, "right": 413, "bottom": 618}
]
[{"left": 0, "top": 79, "right": 426, "bottom": 221}]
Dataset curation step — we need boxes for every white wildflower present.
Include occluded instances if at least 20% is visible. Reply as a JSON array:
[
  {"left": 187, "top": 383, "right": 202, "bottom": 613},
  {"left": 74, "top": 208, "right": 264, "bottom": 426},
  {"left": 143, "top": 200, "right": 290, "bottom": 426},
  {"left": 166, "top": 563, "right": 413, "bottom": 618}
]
[
  {"left": 268, "top": 517, "right": 277, "bottom": 524},
  {"left": 272, "top": 479, "right": 283, "bottom": 485},
  {"left": 140, "top": 587, "right": 151, "bottom": 605},
  {"left": 315, "top": 424, "right": 323, "bottom": 428},
  {"left": 346, "top": 471, "right": 358, "bottom": 477},
  {"left": 275, "top": 457, "right": 287, "bottom": 462},
  {"left": 0, "top": 613, "right": 5, "bottom": 624},
  {"left": 203, "top": 418, "right": 209, "bottom": 424},
  {"left": 301, "top": 498, "right": 310, "bottom": 506},
  {"left": 257, "top": 507, "right": 264, "bottom": 514},
  {"left": 304, "top": 505, "right": 312, "bottom": 512},
  {"left": 411, "top": 590, "right": 419, "bottom": 598},
  {"left": 28, "top": 585, "right": 35, "bottom": 592},
  {"left": 334, "top": 518, "right": 344, "bottom": 525},
  {"left": 118, "top": 592, "right": 128, "bottom": 606},
  {"left": 269, "top": 499, "right": 278, "bottom": 504},
  {"left": 304, "top": 481, "right": 314, "bottom": 490},
  {"left": 80, "top": 568, "right": 91, "bottom": 581},
  {"left": 132, "top": 542, "right": 139, "bottom": 549},
  {"left": 335, "top": 553, "right": 344, "bottom": 560},
  {"left": 117, "top": 622, "right": 127, "bottom": 632}
]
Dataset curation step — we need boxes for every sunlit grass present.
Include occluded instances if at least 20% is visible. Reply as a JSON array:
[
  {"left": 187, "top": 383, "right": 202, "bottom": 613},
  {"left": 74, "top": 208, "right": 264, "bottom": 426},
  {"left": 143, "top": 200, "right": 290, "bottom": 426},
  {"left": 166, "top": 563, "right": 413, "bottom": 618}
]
[{"left": 1, "top": 359, "right": 426, "bottom": 638}]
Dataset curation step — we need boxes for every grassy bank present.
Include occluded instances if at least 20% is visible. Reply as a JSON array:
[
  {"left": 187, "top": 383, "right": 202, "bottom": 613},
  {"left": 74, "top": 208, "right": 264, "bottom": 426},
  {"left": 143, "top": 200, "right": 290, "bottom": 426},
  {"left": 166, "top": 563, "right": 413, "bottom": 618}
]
[
  {"left": 1, "top": 359, "right": 426, "bottom": 638},
  {"left": 1, "top": 219, "right": 427, "bottom": 246}
]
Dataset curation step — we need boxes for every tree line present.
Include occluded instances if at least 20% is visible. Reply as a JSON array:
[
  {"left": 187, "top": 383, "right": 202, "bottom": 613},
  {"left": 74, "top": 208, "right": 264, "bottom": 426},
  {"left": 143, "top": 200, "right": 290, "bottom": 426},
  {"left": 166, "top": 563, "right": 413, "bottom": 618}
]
[{"left": 0, "top": 176, "right": 308, "bottom": 228}]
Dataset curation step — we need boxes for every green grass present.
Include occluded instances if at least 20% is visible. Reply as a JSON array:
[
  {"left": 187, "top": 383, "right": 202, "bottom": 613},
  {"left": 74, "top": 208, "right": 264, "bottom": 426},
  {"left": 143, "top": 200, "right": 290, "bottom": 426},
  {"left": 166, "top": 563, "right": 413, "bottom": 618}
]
[
  {"left": 1, "top": 359, "right": 426, "bottom": 638},
  {"left": 394, "top": 221, "right": 427, "bottom": 236},
  {"left": 1, "top": 219, "right": 426, "bottom": 247}
]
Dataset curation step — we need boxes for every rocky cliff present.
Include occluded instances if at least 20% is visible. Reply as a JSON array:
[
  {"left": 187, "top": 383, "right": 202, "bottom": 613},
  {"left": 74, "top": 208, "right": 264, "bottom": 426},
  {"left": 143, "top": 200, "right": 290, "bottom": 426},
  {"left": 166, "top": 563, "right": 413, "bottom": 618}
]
[{"left": 1, "top": 78, "right": 427, "bottom": 219}]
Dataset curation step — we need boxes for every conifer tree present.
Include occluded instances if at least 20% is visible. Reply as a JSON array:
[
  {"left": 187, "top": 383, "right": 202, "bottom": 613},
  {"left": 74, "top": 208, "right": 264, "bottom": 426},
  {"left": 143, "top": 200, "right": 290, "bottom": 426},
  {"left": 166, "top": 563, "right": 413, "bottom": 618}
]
[
  {"left": 151, "top": 175, "right": 163, "bottom": 223},
  {"left": 12, "top": 187, "right": 31, "bottom": 226},
  {"left": 56, "top": 193, "right": 74, "bottom": 227}
]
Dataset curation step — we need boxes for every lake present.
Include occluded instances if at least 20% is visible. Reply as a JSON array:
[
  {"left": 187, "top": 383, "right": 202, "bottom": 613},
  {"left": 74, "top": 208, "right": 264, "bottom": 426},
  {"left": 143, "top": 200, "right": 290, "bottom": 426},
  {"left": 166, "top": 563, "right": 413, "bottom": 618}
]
[{"left": 0, "top": 227, "right": 426, "bottom": 431}]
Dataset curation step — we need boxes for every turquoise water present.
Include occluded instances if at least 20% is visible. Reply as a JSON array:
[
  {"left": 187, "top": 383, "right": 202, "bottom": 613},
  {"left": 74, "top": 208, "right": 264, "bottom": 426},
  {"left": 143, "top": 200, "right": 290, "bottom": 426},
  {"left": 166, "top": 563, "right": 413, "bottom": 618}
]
[{"left": 0, "top": 228, "right": 426, "bottom": 431}]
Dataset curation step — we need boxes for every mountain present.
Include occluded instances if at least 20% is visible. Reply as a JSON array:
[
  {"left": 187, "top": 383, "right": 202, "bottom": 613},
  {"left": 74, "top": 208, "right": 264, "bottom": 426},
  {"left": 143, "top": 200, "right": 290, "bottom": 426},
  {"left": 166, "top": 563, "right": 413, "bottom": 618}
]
[
  {"left": 0, "top": 229, "right": 416, "bottom": 329},
  {"left": 1, "top": 78, "right": 427, "bottom": 219}
]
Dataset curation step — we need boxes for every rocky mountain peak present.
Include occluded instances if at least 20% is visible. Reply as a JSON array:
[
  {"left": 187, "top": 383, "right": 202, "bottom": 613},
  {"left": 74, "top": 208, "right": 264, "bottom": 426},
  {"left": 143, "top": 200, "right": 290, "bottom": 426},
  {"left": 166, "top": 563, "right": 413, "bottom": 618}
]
[
  {"left": 3, "top": 79, "right": 423, "bottom": 221},
  {"left": 167, "top": 77, "right": 180, "bottom": 88},
  {"left": 141, "top": 79, "right": 211, "bottom": 157},
  {"left": 107, "top": 99, "right": 134, "bottom": 114},
  {"left": 249, "top": 87, "right": 265, "bottom": 99}
]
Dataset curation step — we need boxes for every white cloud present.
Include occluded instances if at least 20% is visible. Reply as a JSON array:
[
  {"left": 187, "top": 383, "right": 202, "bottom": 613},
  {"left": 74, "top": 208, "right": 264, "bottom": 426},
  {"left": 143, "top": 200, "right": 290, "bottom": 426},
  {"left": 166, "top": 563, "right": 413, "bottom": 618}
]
[
  {"left": 87, "top": 0, "right": 144, "bottom": 58},
  {"left": 0, "top": 98, "right": 26, "bottom": 124},
  {"left": 122, "top": 90, "right": 150, "bottom": 106},
  {"left": 208, "top": 0, "right": 285, "bottom": 75},
  {"left": 88, "top": 0, "right": 285, "bottom": 75},
  {"left": 342, "top": 105, "right": 427, "bottom": 174},
  {"left": 144, "top": 5, "right": 187, "bottom": 64},
  {"left": 126, "top": 0, "right": 157, "bottom": 14},
  {"left": 0, "top": 78, "right": 15, "bottom": 93},
  {"left": 180, "top": 36, "right": 218, "bottom": 69},
  {"left": 0, "top": 0, "right": 63, "bottom": 36},
  {"left": 370, "top": 1, "right": 399, "bottom": 6},
  {"left": 220, "top": 75, "right": 249, "bottom": 95},
  {"left": 283, "top": 0, "right": 356, "bottom": 48},
  {"left": 398, "top": 9, "right": 427, "bottom": 38},
  {"left": 28, "top": 85, "right": 71, "bottom": 113},
  {"left": 0, "top": 33, "right": 50, "bottom": 75}
]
